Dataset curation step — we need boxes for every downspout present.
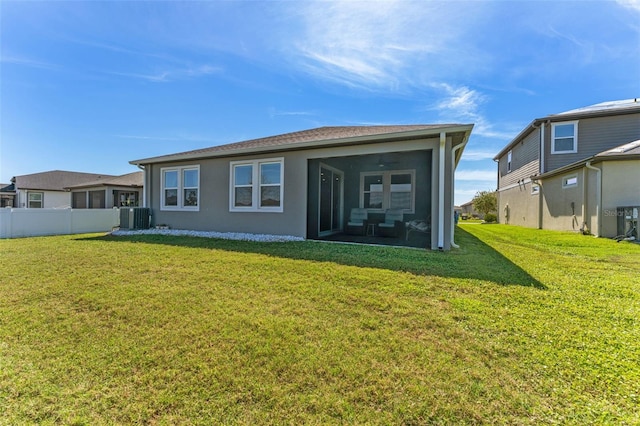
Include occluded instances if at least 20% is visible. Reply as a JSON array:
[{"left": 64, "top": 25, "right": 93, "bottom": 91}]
[
  {"left": 539, "top": 121, "right": 545, "bottom": 174},
  {"left": 450, "top": 134, "right": 470, "bottom": 249},
  {"left": 137, "top": 164, "right": 147, "bottom": 208},
  {"left": 438, "top": 132, "right": 446, "bottom": 250},
  {"left": 585, "top": 161, "right": 601, "bottom": 237}
]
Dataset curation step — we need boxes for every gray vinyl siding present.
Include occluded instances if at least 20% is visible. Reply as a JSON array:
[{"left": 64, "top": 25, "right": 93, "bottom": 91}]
[
  {"left": 498, "top": 127, "right": 540, "bottom": 188},
  {"left": 545, "top": 112, "right": 640, "bottom": 172}
]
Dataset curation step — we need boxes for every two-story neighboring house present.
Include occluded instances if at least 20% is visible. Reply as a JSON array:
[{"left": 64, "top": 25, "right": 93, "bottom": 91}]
[{"left": 494, "top": 99, "right": 640, "bottom": 239}]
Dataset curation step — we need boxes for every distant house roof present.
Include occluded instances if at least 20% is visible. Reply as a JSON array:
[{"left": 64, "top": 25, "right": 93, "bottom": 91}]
[
  {"left": 14, "top": 170, "right": 117, "bottom": 191},
  {"left": 0, "top": 183, "right": 14, "bottom": 193},
  {"left": 12, "top": 170, "right": 143, "bottom": 192},
  {"left": 65, "top": 171, "right": 143, "bottom": 190},
  {"left": 130, "top": 124, "right": 473, "bottom": 165},
  {"left": 536, "top": 139, "right": 640, "bottom": 179},
  {"left": 494, "top": 99, "right": 640, "bottom": 160}
]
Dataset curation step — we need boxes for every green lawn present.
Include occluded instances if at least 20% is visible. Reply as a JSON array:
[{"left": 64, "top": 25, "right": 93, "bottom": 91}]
[{"left": 1, "top": 225, "right": 638, "bottom": 424}]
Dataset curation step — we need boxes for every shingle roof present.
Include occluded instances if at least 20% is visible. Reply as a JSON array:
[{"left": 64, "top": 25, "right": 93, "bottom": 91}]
[
  {"left": 595, "top": 139, "right": 640, "bottom": 158},
  {"left": 65, "top": 171, "right": 143, "bottom": 189},
  {"left": 14, "top": 170, "right": 117, "bottom": 191},
  {"left": 0, "top": 183, "right": 14, "bottom": 193},
  {"left": 553, "top": 99, "right": 640, "bottom": 117},
  {"left": 131, "top": 124, "right": 471, "bottom": 165}
]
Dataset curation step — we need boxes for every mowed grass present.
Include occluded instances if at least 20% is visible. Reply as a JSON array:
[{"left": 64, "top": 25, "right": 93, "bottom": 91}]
[{"left": 0, "top": 225, "right": 638, "bottom": 424}]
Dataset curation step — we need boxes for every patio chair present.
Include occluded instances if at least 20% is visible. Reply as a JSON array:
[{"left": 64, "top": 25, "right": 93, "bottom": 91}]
[
  {"left": 378, "top": 209, "right": 404, "bottom": 237},
  {"left": 405, "top": 218, "right": 431, "bottom": 241},
  {"left": 345, "top": 208, "right": 368, "bottom": 235}
]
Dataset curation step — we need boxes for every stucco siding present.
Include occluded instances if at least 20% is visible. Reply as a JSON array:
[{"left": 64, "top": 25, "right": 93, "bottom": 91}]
[
  {"left": 545, "top": 113, "right": 640, "bottom": 171},
  {"left": 540, "top": 173, "right": 584, "bottom": 232},
  {"left": 145, "top": 136, "right": 451, "bottom": 245},
  {"left": 498, "top": 128, "right": 540, "bottom": 188},
  {"left": 584, "top": 168, "right": 599, "bottom": 236},
  {"left": 149, "top": 151, "right": 308, "bottom": 237},
  {"left": 497, "top": 182, "right": 540, "bottom": 227},
  {"left": 600, "top": 160, "right": 640, "bottom": 238}
]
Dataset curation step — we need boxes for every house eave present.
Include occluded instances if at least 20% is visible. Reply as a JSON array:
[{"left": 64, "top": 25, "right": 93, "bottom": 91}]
[{"left": 130, "top": 124, "right": 474, "bottom": 166}]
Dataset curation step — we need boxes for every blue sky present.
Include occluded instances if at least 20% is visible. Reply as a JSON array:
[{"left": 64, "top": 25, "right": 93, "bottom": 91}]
[{"left": 1, "top": 0, "right": 639, "bottom": 204}]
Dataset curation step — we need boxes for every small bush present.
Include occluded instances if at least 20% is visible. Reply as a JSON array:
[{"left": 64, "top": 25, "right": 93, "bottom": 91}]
[{"left": 484, "top": 213, "right": 497, "bottom": 223}]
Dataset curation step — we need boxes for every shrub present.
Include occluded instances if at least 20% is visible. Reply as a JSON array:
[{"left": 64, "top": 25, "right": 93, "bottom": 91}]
[{"left": 484, "top": 213, "right": 497, "bottom": 223}]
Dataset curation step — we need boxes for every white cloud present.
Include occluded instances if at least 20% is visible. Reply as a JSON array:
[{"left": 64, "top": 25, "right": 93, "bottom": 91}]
[
  {"left": 1, "top": 54, "right": 62, "bottom": 71},
  {"left": 268, "top": 108, "right": 317, "bottom": 118},
  {"left": 105, "top": 64, "right": 221, "bottom": 83},
  {"left": 616, "top": 0, "right": 640, "bottom": 13},
  {"left": 428, "top": 83, "right": 514, "bottom": 139},
  {"left": 455, "top": 170, "right": 496, "bottom": 181},
  {"left": 462, "top": 151, "right": 499, "bottom": 161},
  {"left": 283, "top": 1, "right": 486, "bottom": 91}
]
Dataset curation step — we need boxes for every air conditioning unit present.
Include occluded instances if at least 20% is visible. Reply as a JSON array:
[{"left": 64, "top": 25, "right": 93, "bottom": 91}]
[
  {"left": 616, "top": 206, "right": 639, "bottom": 241},
  {"left": 119, "top": 207, "right": 151, "bottom": 230}
]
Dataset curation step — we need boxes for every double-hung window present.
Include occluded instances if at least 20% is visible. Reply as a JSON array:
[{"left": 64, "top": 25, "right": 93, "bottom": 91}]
[
  {"left": 360, "top": 170, "right": 415, "bottom": 213},
  {"left": 230, "top": 158, "right": 284, "bottom": 212},
  {"left": 552, "top": 121, "right": 578, "bottom": 154},
  {"left": 161, "top": 166, "right": 200, "bottom": 210},
  {"left": 28, "top": 192, "right": 43, "bottom": 208}
]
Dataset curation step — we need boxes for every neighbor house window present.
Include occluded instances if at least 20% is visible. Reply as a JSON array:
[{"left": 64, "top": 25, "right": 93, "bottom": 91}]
[
  {"left": 27, "top": 192, "right": 43, "bottom": 208},
  {"left": 552, "top": 121, "right": 578, "bottom": 154},
  {"left": 117, "top": 191, "right": 138, "bottom": 207},
  {"left": 230, "top": 158, "right": 284, "bottom": 212},
  {"left": 360, "top": 170, "right": 415, "bottom": 213},
  {"left": 531, "top": 184, "right": 540, "bottom": 195},
  {"left": 89, "top": 190, "right": 106, "bottom": 209},
  {"left": 507, "top": 150, "right": 512, "bottom": 173},
  {"left": 562, "top": 174, "right": 578, "bottom": 188},
  {"left": 72, "top": 191, "right": 87, "bottom": 208},
  {"left": 161, "top": 166, "right": 200, "bottom": 210}
]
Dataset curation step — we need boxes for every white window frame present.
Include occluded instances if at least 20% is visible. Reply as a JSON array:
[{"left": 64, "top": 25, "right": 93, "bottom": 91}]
[
  {"left": 160, "top": 165, "right": 200, "bottom": 211},
  {"left": 507, "top": 150, "right": 512, "bottom": 173},
  {"left": 562, "top": 174, "right": 578, "bottom": 189},
  {"left": 27, "top": 191, "right": 43, "bottom": 208},
  {"left": 551, "top": 121, "right": 578, "bottom": 154},
  {"left": 229, "top": 157, "right": 284, "bottom": 213},
  {"left": 359, "top": 169, "right": 416, "bottom": 214},
  {"left": 531, "top": 184, "right": 540, "bottom": 195}
]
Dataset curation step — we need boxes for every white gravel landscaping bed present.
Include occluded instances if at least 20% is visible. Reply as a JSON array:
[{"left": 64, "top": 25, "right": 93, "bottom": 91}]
[{"left": 110, "top": 228, "right": 305, "bottom": 243}]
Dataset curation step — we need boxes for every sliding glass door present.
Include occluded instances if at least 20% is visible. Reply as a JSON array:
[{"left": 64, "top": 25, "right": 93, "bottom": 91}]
[{"left": 319, "top": 165, "right": 344, "bottom": 236}]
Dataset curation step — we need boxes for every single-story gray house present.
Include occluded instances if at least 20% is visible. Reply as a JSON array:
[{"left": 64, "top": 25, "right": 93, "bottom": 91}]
[
  {"left": 6, "top": 170, "right": 143, "bottom": 209},
  {"left": 130, "top": 124, "right": 473, "bottom": 250}
]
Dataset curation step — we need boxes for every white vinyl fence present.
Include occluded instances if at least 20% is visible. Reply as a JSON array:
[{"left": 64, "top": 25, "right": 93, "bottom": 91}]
[{"left": 0, "top": 208, "right": 120, "bottom": 239}]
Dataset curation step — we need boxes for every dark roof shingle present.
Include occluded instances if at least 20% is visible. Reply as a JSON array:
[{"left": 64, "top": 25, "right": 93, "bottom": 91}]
[
  {"left": 131, "top": 124, "right": 469, "bottom": 165},
  {"left": 15, "top": 171, "right": 116, "bottom": 191}
]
